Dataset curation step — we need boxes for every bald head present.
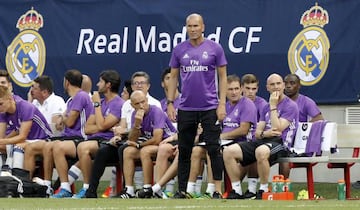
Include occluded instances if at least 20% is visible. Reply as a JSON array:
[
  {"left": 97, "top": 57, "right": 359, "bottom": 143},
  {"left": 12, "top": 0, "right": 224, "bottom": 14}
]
[
  {"left": 130, "top": 90, "right": 145, "bottom": 100},
  {"left": 130, "top": 90, "right": 148, "bottom": 110},
  {"left": 267, "top": 73, "right": 282, "bottom": 84},
  {"left": 81, "top": 75, "right": 92, "bottom": 93},
  {"left": 266, "top": 73, "right": 285, "bottom": 94},
  {"left": 186, "top": 13, "right": 204, "bottom": 24}
]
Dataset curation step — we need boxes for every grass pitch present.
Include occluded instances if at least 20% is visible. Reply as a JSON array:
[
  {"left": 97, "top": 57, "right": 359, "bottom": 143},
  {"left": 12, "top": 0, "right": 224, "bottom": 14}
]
[
  {"left": 0, "top": 199, "right": 360, "bottom": 210},
  {"left": 1, "top": 182, "right": 360, "bottom": 210}
]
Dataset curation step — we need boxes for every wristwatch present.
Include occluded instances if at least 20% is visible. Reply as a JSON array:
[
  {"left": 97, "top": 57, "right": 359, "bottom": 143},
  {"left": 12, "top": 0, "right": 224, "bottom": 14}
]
[
  {"left": 166, "top": 99, "right": 174, "bottom": 105},
  {"left": 93, "top": 102, "right": 101, "bottom": 108}
]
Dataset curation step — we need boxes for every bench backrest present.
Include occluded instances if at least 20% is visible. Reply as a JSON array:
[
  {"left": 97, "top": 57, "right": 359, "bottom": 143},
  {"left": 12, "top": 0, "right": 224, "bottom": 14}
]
[
  {"left": 336, "top": 124, "right": 360, "bottom": 148},
  {"left": 292, "top": 121, "right": 337, "bottom": 155}
]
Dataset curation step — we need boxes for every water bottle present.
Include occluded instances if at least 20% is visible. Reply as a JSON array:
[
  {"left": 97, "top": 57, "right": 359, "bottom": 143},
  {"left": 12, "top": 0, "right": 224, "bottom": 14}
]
[
  {"left": 272, "top": 178, "right": 278, "bottom": 192},
  {"left": 284, "top": 179, "right": 292, "bottom": 192},
  {"left": 272, "top": 175, "right": 284, "bottom": 192},
  {"left": 277, "top": 178, "right": 284, "bottom": 192},
  {"left": 165, "top": 178, "right": 175, "bottom": 194},
  {"left": 337, "top": 179, "right": 345, "bottom": 200}
]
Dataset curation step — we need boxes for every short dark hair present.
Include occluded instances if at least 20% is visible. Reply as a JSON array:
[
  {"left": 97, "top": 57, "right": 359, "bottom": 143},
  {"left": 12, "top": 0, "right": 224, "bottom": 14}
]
[
  {"left": 284, "top": 73, "right": 300, "bottom": 84},
  {"left": 124, "top": 80, "right": 133, "bottom": 95},
  {"left": 64, "top": 69, "right": 82, "bottom": 88},
  {"left": 227, "top": 74, "right": 241, "bottom": 84},
  {"left": 161, "top": 67, "right": 171, "bottom": 82},
  {"left": 99, "top": 70, "right": 121, "bottom": 93},
  {"left": 241, "top": 74, "right": 259, "bottom": 86},
  {"left": 34, "top": 75, "right": 54, "bottom": 94},
  {"left": 0, "top": 70, "right": 11, "bottom": 82}
]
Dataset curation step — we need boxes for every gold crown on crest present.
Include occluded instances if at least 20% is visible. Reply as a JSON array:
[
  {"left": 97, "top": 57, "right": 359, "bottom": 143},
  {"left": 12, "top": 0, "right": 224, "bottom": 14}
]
[
  {"left": 16, "top": 7, "right": 43, "bottom": 31},
  {"left": 300, "top": 3, "right": 329, "bottom": 28}
]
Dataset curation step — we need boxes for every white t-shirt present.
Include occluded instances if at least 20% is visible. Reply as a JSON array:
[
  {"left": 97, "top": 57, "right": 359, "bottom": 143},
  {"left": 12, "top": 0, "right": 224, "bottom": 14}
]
[
  {"left": 33, "top": 93, "right": 66, "bottom": 136},
  {"left": 32, "top": 93, "right": 66, "bottom": 124}
]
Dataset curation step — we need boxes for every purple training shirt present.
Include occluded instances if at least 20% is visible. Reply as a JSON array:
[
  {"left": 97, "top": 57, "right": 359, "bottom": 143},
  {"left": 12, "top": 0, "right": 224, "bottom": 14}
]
[
  {"left": 260, "top": 96, "right": 299, "bottom": 149},
  {"left": 169, "top": 39, "right": 227, "bottom": 111},
  {"left": 63, "top": 90, "right": 93, "bottom": 139},
  {"left": 0, "top": 96, "right": 52, "bottom": 140},
  {"left": 295, "top": 94, "right": 321, "bottom": 122},
  {"left": 131, "top": 105, "right": 176, "bottom": 140},
  {"left": 222, "top": 97, "right": 257, "bottom": 142},
  {"left": 88, "top": 95, "right": 124, "bottom": 140}
]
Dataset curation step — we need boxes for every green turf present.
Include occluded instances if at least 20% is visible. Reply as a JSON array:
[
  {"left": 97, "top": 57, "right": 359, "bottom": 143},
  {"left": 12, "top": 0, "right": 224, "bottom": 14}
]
[
  {"left": 0, "top": 198, "right": 359, "bottom": 210},
  {"left": 1, "top": 182, "right": 360, "bottom": 210},
  {"left": 90, "top": 181, "right": 360, "bottom": 200}
]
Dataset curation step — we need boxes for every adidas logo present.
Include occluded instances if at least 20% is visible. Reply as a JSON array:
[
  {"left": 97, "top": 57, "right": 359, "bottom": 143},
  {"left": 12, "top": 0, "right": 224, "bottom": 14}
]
[{"left": 183, "top": 53, "right": 189, "bottom": 59}]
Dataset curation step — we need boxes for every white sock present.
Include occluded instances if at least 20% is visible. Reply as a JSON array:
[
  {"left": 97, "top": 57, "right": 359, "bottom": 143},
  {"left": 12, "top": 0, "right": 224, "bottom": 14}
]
[
  {"left": 5, "top": 145, "right": 14, "bottom": 168},
  {"left": 186, "top": 182, "right": 196, "bottom": 194},
  {"left": 143, "top": 184, "right": 151, "bottom": 188},
  {"left": 12, "top": 146, "right": 24, "bottom": 169},
  {"left": 165, "top": 178, "right": 175, "bottom": 193},
  {"left": 83, "top": 183, "right": 89, "bottom": 189},
  {"left": 134, "top": 167, "right": 143, "bottom": 189},
  {"left": 68, "top": 165, "right": 82, "bottom": 185},
  {"left": 195, "top": 176, "right": 203, "bottom": 194},
  {"left": 231, "top": 181, "right": 242, "bottom": 195},
  {"left": 44, "top": 180, "right": 52, "bottom": 187},
  {"left": 125, "top": 186, "right": 135, "bottom": 196},
  {"left": 248, "top": 178, "right": 258, "bottom": 194},
  {"left": 259, "top": 183, "right": 269, "bottom": 192},
  {"left": 206, "top": 183, "right": 215, "bottom": 195},
  {"left": 0, "top": 153, "right": 3, "bottom": 169},
  {"left": 60, "top": 182, "right": 71, "bottom": 192},
  {"left": 109, "top": 167, "right": 117, "bottom": 188},
  {"left": 152, "top": 183, "right": 162, "bottom": 194}
]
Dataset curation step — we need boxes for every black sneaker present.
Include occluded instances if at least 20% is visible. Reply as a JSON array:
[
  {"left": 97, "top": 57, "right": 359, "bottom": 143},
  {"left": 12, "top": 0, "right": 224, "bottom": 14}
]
[
  {"left": 85, "top": 188, "right": 98, "bottom": 198},
  {"left": 226, "top": 190, "right": 243, "bottom": 199},
  {"left": 173, "top": 191, "right": 191, "bottom": 199},
  {"left": 255, "top": 190, "right": 264, "bottom": 200},
  {"left": 243, "top": 190, "right": 256, "bottom": 199},
  {"left": 212, "top": 191, "right": 222, "bottom": 199},
  {"left": 113, "top": 188, "right": 134, "bottom": 199},
  {"left": 136, "top": 187, "right": 153, "bottom": 198}
]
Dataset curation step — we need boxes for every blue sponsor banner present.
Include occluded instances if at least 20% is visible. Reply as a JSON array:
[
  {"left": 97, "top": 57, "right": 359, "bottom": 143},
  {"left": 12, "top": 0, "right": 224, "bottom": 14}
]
[{"left": 0, "top": 0, "right": 359, "bottom": 103}]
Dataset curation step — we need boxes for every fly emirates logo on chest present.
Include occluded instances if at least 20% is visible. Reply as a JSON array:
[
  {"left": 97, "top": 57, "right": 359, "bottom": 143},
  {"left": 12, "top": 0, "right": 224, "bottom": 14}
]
[{"left": 181, "top": 59, "right": 208, "bottom": 73}]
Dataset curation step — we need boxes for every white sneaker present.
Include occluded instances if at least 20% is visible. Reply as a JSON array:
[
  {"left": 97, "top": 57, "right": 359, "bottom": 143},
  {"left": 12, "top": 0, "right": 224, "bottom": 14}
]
[
  {"left": 32, "top": 177, "right": 53, "bottom": 196},
  {"left": 46, "top": 186, "right": 54, "bottom": 196},
  {"left": 32, "top": 177, "right": 45, "bottom": 185},
  {"left": 0, "top": 165, "right": 12, "bottom": 176}
]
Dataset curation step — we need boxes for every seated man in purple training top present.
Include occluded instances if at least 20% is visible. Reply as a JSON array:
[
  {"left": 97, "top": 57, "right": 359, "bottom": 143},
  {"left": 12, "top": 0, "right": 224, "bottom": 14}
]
[
  {"left": 0, "top": 86, "right": 52, "bottom": 170},
  {"left": 117, "top": 90, "right": 177, "bottom": 199},
  {"left": 282, "top": 73, "right": 324, "bottom": 178},
  {"left": 223, "top": 73, "right": 298, "bottom": 199}
]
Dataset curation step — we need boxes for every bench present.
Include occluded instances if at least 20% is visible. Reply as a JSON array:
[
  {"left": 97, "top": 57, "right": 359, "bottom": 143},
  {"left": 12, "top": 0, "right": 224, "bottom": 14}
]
[
  {"left": 327, "top": 124, "right": 360, "bottom": 199},
  {"left": 279, "top": 123, "right": 360, "bottom": 199},
  {"left": 277, "top": 121, "right": 336, "bottom": 199}
]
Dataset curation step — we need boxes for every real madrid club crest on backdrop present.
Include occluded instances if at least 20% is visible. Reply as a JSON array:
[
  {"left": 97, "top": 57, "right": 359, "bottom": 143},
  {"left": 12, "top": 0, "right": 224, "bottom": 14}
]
[
  {"left": 6, "top": 7, "right": 46, "bottom": 87},
  {"left": 288, "top": 3, "right": 330, "bottom": 86}
]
